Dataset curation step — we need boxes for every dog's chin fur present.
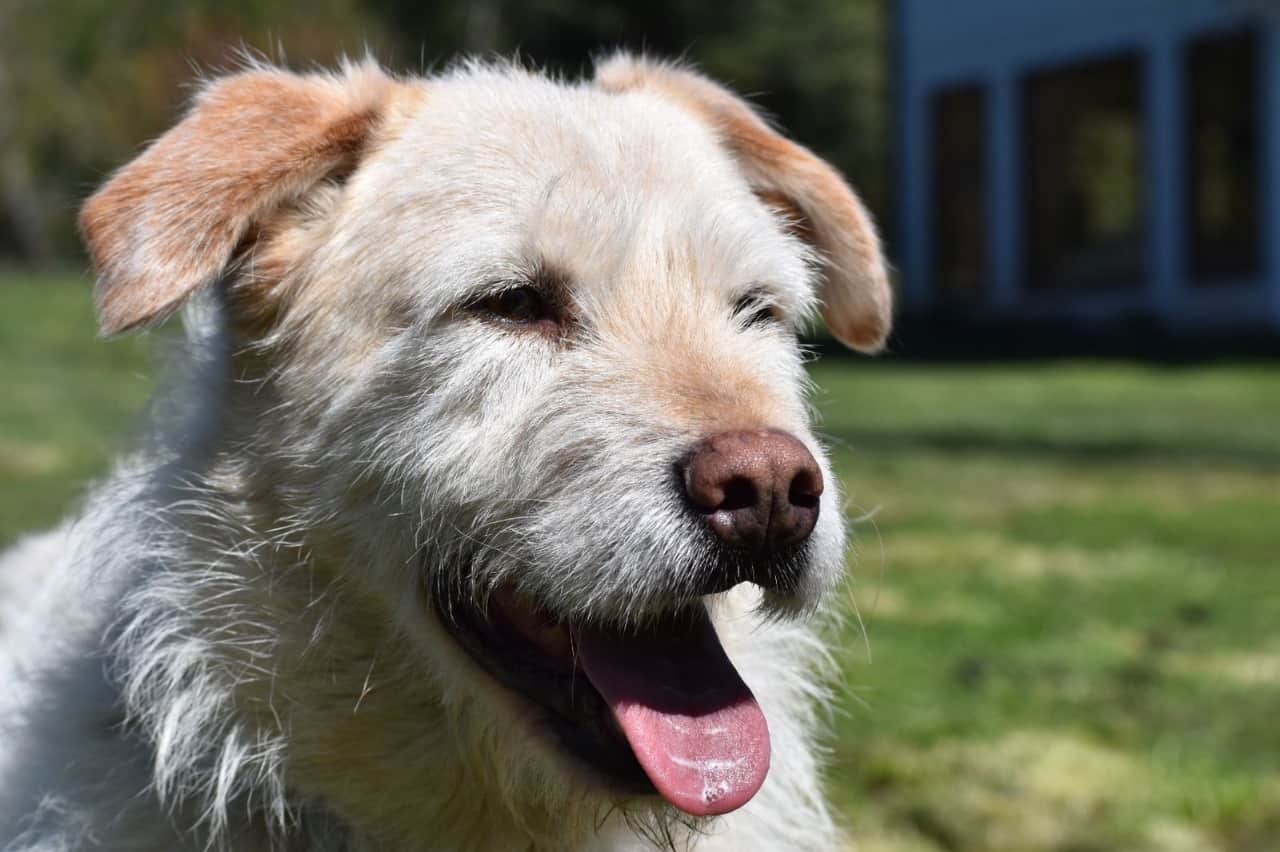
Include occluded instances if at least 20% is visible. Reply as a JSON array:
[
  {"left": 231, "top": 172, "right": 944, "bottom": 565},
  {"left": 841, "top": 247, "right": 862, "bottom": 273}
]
[{"left": 0, "top": 55, "right": 886, "bottom": 851}]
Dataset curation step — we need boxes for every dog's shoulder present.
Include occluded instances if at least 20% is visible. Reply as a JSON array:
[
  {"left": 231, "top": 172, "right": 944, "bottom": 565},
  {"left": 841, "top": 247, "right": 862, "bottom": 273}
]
[
  {"left": 0, "top": 474, "right": 197, "bottom": 851},
  {"left": 0, "top": 525, "right": 73, "bottom": 653}
]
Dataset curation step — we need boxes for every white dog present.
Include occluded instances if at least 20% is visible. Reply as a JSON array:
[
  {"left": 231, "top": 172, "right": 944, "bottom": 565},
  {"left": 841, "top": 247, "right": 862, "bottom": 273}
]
[{"left": 0, "top": 54, "right": 890, "bottom": 851}]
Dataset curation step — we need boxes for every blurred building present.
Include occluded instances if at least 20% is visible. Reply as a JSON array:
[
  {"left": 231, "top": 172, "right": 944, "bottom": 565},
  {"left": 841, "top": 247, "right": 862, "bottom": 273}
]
[{"left": 895, "top": 0, "right": 1280, "bottom": 333}]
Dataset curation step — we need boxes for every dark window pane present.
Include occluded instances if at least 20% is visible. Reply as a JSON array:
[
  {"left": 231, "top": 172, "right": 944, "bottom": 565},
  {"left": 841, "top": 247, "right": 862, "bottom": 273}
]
[
  {"left": 1186, "top": 29, "right": 1261, "bottom": 283},
  {"left": 932, "top": 85, "right": 988, "bottom": 301},
  {"left": 1023, "top": 54, "right": 1145, "bottom": 290}
]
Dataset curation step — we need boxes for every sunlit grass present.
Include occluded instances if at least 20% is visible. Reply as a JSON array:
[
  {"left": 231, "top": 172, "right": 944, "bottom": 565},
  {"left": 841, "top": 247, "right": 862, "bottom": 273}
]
[
  {"left": 0, "top": 271, "right": 153, "bottom": 542},
  {"left": 815, "top": 361, "right": 1280, "bottom": 851},
  {"left": 2, "top": 270, "right": 1278, "bottom": 850}
]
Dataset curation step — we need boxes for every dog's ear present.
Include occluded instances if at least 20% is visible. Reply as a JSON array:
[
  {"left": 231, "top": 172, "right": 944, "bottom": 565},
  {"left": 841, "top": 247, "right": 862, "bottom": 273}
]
[
  {"left": 80, "top": 62, "right": 400, "bottom": 336},
  {"left": 595, "top": 55, "right": 892, "bottom": 353}
]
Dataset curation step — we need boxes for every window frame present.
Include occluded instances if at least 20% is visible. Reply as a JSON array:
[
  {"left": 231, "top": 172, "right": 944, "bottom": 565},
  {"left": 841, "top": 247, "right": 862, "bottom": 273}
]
[
  {"left": 1020, "top": 49, "right": 1148, "bottom": 292},
  {"left": 930, "top": 82, "right": 991, "bottom": 304},
  {"left": 1183, "top": 27, "right": 1264, "bottom": 286}
]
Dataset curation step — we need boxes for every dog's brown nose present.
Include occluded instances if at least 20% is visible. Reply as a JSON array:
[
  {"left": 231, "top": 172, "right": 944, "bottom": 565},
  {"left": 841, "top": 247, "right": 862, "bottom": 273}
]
[{"left": 682, "top": 430, "right": 823, "bottom": 551}]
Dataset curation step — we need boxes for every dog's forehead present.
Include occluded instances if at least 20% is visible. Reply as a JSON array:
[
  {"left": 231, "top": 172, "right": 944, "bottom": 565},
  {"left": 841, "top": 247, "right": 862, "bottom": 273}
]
[{"left": 349, "top": 70, "right": 812, "bottom": 309}]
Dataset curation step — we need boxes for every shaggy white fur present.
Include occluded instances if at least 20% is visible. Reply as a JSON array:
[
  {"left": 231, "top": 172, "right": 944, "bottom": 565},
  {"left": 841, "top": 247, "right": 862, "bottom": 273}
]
[{"left": 0, "top": 55, "right": 890, "bottom": 851}]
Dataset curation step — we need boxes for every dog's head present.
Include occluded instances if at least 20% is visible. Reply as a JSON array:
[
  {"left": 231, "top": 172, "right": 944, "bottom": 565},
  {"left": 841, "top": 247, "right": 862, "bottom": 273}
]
[{"left": 81, "top": 56, "right": 889, "bottom": 833}]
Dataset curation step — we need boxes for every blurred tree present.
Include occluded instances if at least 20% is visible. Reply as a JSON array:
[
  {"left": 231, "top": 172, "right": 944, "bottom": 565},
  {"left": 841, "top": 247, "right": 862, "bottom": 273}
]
[
  {"left": 0, "top": 0, "right": 887, "bottom": 265},
  {"left": 366, "top": 0, "right": 888, "bottom": 210},
  {"left": 0, "top": 0, "right": 385, "bottom": 262}
]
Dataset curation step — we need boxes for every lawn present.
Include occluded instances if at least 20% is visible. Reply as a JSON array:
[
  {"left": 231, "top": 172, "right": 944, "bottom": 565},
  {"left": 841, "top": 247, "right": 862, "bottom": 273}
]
[
  {"left": 3, "top": 271, "right": 1279, "bottom": 851},
  {"left": 0, "top": 271, "right": 154, "bottom": 543},
  {"left": 814, "top": 363, "right": 1280, "bottom": 851}
]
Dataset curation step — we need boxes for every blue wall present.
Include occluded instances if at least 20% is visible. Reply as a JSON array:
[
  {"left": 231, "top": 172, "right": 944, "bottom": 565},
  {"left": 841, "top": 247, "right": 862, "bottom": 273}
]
[{"left": 896, "top": 0, "right": 1280, "bottom": 329}]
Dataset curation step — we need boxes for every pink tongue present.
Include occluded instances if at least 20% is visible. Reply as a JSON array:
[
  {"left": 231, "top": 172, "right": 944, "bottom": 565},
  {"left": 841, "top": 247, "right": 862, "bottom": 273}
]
[{"left": 575, "top": 608, "right": 770, "bottom": 816}]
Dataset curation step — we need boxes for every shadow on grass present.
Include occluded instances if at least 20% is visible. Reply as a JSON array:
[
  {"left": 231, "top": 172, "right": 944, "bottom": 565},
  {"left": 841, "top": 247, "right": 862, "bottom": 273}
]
[
  {"left": 808, "top": 315, "right": 1280, "bottom": 364},
  {"left": 825, "top": 427, "right": 1280, "bottom": 470}
]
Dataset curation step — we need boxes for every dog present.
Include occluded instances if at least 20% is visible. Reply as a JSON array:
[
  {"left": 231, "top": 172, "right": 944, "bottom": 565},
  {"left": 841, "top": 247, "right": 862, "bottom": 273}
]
[{"left": 0, "top": 53, "right": 890, "bottom": 851}]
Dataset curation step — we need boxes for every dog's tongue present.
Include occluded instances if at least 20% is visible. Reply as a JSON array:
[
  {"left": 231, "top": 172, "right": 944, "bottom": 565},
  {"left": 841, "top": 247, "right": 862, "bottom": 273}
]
[{"left": 575, "top": 608, "right": 770, "bottom": 816}]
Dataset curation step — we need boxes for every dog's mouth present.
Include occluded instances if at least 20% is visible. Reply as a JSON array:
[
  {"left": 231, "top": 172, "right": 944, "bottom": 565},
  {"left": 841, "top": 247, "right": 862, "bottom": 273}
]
[{"left": 433, "top": 578, "right": 770, "bottom": 817}]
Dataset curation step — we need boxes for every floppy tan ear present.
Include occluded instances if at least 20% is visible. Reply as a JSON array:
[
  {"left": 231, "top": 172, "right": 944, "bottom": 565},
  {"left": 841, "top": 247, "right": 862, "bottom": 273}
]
[
  {"left": 595, "top": 55, "right": 892, "bottom": 353},
  {"left": 80, "top": 61, "right": 400, "bottom": 336}
]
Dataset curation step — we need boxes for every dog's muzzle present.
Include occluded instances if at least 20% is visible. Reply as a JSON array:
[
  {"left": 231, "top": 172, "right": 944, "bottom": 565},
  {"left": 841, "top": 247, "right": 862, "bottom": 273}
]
[{"left": 429, "top": 428, "right": 826, "bottom": 819}]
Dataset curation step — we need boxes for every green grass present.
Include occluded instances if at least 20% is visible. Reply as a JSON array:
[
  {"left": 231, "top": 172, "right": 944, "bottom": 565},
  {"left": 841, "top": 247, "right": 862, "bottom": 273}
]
[
  {"left": 0, "top": 271, "right": 154, "bottom": 543},
  {"left": 814, "top": 363, "right": 1280, "bottom": 851},
  {"left": 3, "top": 271, "right": 1279, "bottom": 850}
]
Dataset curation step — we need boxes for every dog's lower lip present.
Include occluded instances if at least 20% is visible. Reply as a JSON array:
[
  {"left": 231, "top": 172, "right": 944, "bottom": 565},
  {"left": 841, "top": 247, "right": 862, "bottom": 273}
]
[
  {"left": 431, "top": 575, "right": 655, "bottom": 795},
  {"left": 432, "top": 574, "right": 772, "bottom": 816},
  {"left": 490, "top": 585, "right": 574, "bottom": 667}
]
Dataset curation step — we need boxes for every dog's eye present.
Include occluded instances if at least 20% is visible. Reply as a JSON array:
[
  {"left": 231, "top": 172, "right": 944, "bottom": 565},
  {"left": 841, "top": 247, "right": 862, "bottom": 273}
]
[
  {"left": 474, "top": 286, "right": 557, "bottom": 329},
  {"left": 733, "top": 295, "right": 781, "bottom": 328}
]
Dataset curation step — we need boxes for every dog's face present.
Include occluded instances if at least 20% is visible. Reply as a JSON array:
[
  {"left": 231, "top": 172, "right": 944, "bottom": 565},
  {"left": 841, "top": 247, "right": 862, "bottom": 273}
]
[{"left": 81, "top": 57, "right": 890, "bottom": 832}]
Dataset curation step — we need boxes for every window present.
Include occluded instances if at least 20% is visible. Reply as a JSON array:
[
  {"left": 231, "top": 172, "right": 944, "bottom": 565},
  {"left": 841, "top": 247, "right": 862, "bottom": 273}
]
[
  {"left": 931, "top": 85, "right": 989, "bottom": 302},
  {"left": 1186, "top": 29, "right": 1261, "bottom": 283},
  {"left": 1023, "top": 54, "right": 1145, "bottom": 290}
]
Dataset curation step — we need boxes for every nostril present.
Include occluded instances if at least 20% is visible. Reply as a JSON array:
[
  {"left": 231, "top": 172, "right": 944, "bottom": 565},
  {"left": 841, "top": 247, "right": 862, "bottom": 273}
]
[
  {"left": 789, "top": 488, "right": 819, "bottom": 512},
  {"left": 787, "top": 469, "right": 822, "bottom": 511},
  {"left": 719, "top": 477, "right": 759, "bottom": 513}
]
